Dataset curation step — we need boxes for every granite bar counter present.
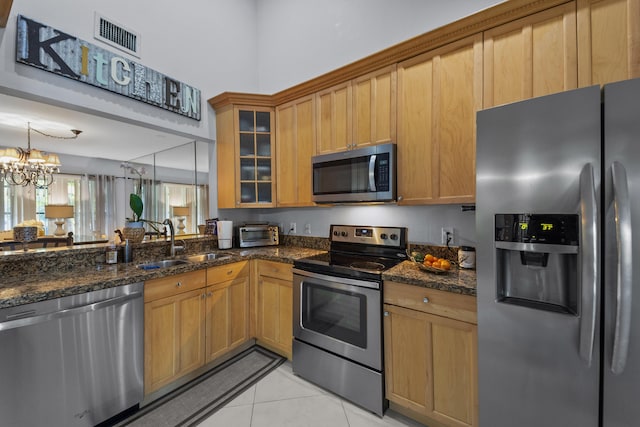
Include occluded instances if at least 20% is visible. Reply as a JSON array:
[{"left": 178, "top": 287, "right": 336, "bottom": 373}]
[
  {"left": 0, "top": 245, "right": 325, "bottom": 309},
  {"left": 0, "top": 237, "right": 477, "bottom": 309}
]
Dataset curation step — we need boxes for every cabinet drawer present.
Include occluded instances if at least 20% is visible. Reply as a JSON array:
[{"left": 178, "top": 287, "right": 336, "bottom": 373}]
[
  {"left": 207, "top": 261, "right": 249, "bottom": 285},
  {"left": 257, "top": 260, "right": 293, "bottom": 281},
  {"left": 384, "top": 281, "right": 477, "bottom": 324},
  {"left": 145, "top": 270, "right": 206, "bottom": 302}
]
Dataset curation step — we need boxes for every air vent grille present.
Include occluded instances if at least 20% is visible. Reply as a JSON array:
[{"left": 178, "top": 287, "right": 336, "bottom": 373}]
[{"left": 94, "top": 14, "right": 140, "bottom": 57}]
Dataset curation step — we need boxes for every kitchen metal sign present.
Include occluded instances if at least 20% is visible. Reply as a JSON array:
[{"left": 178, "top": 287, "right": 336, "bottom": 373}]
[{"left": 15, "top": 15, "right": 201, "bottom": 121}]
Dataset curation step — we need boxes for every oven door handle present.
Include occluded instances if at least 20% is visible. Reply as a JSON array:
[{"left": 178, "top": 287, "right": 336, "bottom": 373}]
[{"left": 292, "top": 268, "right": 381, "bottom": 290}]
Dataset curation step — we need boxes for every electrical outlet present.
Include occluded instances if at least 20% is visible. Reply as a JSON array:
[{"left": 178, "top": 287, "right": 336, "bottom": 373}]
[
  {"left": 441, "top": 227, "right": 454, "bottom": 245},
  {"left": 289, "top": 222, "right": 297, "bottom": 234},
  {"left": 304, "top": 223, "right": 311, "bottom": 234}
]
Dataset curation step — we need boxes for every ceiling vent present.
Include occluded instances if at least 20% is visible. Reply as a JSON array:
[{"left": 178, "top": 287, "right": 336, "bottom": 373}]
[{"left": 94, "top": 13, "right": 140, "bottom": 57}]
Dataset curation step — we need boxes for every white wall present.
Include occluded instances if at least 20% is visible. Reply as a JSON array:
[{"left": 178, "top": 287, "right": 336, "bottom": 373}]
[
  {"left": 255, "top": 0, "right": 503, "bottom": 93},
  {"left": 0, "top": 0, "right": 260, "bottom": 141},
  {"left": 252, "top": 205, "right": 475, "bottom": 246}
]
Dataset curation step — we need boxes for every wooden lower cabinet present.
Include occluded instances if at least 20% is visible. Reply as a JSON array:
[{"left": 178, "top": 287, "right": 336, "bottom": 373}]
[
  {"left": 384, "top": 281, "right": 478, "bottom": 427},
  {"left": 144, "top": 270, "right": 207, "bottom": 395},
  {"left": 205, "top": 262, "right": 250, "bottom": 362},
  {"left": 255, "top": 260, "right": 293, "bottom": 358}
]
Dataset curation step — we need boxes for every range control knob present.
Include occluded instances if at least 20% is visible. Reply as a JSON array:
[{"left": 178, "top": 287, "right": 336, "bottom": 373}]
[
  {"left": 380, "top": 233, "right": 388, "bottom": 240},
  {"left": 333, "top": 231, "right": 339, "bottom": 236},
  {"left": 341, "top": 231, "right": 348, "bottom": 237},
  {"left": 390, "top": 234, "right": 398, "bottom": 240}
]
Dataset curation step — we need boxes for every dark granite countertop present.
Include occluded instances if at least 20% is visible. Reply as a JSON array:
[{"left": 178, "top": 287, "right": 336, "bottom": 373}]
[
  {"left": 0, "top": 246, "right": 324, "bottom": 309},
  {"left": 383, "top": 260, "right": 476, "bottom": 296},
  {"left": 0, "top": 245, "right": 476, "bottom": 309}
]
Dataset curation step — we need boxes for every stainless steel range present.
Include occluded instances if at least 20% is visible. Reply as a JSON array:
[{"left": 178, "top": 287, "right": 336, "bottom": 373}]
[{"left": 292, "top": 224, "right": 408, "bottom": 416}]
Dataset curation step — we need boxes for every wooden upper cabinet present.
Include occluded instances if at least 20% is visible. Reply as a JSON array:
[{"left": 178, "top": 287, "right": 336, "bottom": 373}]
[
  {"left": 352, "top": 65, "right": 397, "bottom": 148},
  {"left": 397, "top": 34, "right": 482, "bottom": 205},
  {"left": 316, "top": 82, "right": 352, "bottom": 154},
  {"left": 316, "top": 65, "right": 396, "bottom": 154},
  {"left": 577, "top": 0, "right": 640, "bottom": 86},
  {"left": 216, "top": 105, "right": 276, "bottom": 208},
  {"left": 483, "top": 2, "right": 578, "bottom": 108},
  {"left": 276, "top": 95, "right": 316, "bottom": 207}
]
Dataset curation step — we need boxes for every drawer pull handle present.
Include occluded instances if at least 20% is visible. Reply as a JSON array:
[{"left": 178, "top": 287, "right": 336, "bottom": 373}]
[
  {"left": 423, "top": 297, "right": 429, "bottom": 304},
  {"left": 227, "top": 270, "right": 233, "bottom": 275},
  {"left": 176, "top": 282, "right": 182, "bottom": 288}
]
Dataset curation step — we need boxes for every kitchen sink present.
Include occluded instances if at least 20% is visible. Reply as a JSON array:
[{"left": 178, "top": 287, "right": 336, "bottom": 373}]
[
  {"left": 136, "top": 259, "right": 190, "bottom": 270},
  {"left": 185, "top": 253, "right": 233, "bottom": 263}
]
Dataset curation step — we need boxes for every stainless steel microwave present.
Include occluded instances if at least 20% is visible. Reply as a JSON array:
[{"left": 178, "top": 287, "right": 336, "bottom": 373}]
[
  {"left": 237, "top": 224, "right": 279, "bottom": 248},
  {"left": 312, "top": 143, "right": 397, "bottom": 203}
]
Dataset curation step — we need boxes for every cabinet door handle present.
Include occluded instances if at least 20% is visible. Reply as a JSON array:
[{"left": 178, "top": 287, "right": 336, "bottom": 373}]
[
  {"left": 207, "top": 291, "right": 213, "bottom": 297},
  {"left": 201, "top": 293, "right": 206, "bottom": 299},
  {"left": 383, "top": 311, "right": 389, "bottom": 317},
  {"left": 176, "top": 281, "right": 182, "bottom": 288},
  {"left": 423, "top": 297, "right": 429, "bottom": 304}
]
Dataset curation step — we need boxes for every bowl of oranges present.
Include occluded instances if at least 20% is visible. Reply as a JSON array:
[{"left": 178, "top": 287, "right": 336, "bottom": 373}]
[{"left": 409, "top": 251, "right": 453, "bottom": 274}]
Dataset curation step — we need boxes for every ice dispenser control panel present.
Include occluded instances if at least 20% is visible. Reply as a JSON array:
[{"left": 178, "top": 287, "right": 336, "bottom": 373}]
[
  {"left": 494, "top": 214, "right": 579, "bottom": 315},
  {"left": 495, "top": 214, "right": 578, "bottom": 245}
]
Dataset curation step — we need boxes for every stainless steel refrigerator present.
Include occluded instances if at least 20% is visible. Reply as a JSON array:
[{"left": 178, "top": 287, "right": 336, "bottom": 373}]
[{"left": 476, "top": 78, "right": 640, "bottom": 427}]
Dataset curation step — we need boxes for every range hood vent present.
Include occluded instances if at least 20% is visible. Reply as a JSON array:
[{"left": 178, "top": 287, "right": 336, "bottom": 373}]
[{"left": 94, "top": 13, "right": 140, "bottom": 57}]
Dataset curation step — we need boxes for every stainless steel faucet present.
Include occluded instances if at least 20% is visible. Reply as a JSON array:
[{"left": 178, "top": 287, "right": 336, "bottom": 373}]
[{"left": 163, "top": 218, "right": 185, "bottom": 257}]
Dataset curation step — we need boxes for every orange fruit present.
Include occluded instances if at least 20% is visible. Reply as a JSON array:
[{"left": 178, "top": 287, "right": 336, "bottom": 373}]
[
  {"left": 432, "top": 260, "right": 441, "bottom": 269},
  {"left": 424, "top": 260, "right": 433, "bottom": 267},
  {"left": 440, "top": 260, "right": 451, "bottom": 270},
  {"left": 425, "top": 254, "right": 436, "bottom": 262}
]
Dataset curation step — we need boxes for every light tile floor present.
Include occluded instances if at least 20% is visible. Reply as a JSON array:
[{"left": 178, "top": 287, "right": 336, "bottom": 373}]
[{"left": 197, "top": 361, "right": 426, "bottom": 427}]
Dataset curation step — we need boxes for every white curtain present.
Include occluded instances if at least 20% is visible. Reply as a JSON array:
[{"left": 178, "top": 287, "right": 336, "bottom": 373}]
[{"left": 76, "top": 174, "right": 117, "bottom": 239}]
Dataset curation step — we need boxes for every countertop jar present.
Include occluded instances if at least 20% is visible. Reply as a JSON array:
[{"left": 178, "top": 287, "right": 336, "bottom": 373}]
[{"left": 458, "top": 246, "right": 475, "bottom": 269}]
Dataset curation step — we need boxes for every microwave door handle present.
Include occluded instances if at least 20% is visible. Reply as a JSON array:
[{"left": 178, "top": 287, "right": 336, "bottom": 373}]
[
  {"left": 579, "top": 163, "right": 598, "bottom": 367},
  {"left": 368, "top": 155, "right": 377, "bottom": 192},
  {"left": 611, "top": 161, "right": 632, "bottom": 374}
]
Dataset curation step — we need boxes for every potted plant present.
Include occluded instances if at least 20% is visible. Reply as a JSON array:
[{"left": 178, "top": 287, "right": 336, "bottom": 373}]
[
  {"left": 122, "top": 193, "right": 146, "bottom": 242},
  {"left": 127, "top": 193, "right": 144, "bottom": 227}
]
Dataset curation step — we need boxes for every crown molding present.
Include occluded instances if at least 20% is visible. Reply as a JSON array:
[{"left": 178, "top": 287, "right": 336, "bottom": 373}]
[{"left": 209, "top": 0, "right": 571, "bottom": 108}]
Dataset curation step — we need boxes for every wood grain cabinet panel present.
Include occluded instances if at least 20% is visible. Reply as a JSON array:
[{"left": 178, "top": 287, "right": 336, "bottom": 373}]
[
  {"left": 316, "top": 65, "right": 396, "bottom": 154},
  {"left": 483, "top": 3, "right": 578, "bottom": 108},
  {"left": 384, "top": 281, "right": 478, "bottom": 427},
  {"left": 352, "top": 65, "right": 397, "bottom": 148},
  {"left": 577, "top": 0, "right": 640, "bottom": 86},
  {"left": 316, "top": 82, "right": 352, "bottom": 154},
  {"left": 205, "top": 276, "right": 250, "bottom": 362},
  {"left": 144, "top": 288, "right": 206, "bottom": 395},
  {"left": 255, "top": 260, "right": 293, "bottom": 359},
  {"left": 276, "top": 95, "right": 316, "bottom": 207},
  {"left": 397, "top": 34, "right": 482, "bottom": 205}
]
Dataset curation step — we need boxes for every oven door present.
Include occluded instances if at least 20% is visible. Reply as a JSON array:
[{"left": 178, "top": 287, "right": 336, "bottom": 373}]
[{"left": 292, "top": 268, "right": 382, "bottom": 370}]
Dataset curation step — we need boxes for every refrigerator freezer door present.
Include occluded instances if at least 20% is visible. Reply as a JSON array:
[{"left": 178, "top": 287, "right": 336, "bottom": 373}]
[
  {"left": 476, "top": 86, "right": 601, "bottom": 427},
  {"left": 603, "top": 77, "right": 640, "bottom": 427}
]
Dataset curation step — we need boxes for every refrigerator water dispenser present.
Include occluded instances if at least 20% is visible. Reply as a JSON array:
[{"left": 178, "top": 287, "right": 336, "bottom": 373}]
[{"left": 495, "top": 214, "right": 579, "bottom": 314}]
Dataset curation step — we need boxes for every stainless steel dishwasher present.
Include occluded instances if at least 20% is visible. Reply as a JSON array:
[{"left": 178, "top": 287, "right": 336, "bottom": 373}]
[{"left": 0, "top": 282, "right": 144, "bottom": 427}]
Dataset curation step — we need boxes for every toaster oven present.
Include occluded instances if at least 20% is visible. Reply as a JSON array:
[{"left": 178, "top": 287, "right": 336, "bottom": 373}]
[{"left": 237, "top": 224, "right": 279, "bottom": 248}]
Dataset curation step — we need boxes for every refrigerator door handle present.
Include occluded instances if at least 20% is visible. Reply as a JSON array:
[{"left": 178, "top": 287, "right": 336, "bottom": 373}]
[
  {"left": 579, "top": 163, "right": 598, "bottom": 366},
  {"left": 611, "top": 161, "right": 632, "bottom": 374}
]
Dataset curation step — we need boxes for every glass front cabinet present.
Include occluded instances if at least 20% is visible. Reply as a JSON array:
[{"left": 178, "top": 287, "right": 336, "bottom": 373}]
[{"left": 215, "top": 104, "right": 276, "bottom": 208}]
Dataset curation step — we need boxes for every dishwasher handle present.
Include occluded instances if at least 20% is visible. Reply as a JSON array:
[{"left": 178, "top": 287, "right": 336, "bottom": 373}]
[{"left": 0, "top": 291, "right": 143, "bottom": 331}]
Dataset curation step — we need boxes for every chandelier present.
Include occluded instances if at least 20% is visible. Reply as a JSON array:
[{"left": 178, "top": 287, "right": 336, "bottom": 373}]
[{"left": 0, "top": 122, "right": 82, "bottom": 189}]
